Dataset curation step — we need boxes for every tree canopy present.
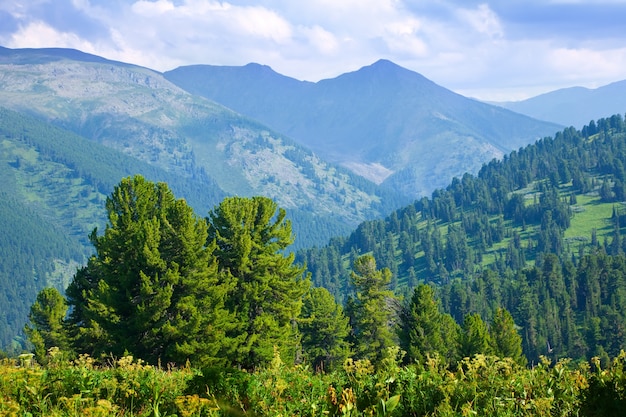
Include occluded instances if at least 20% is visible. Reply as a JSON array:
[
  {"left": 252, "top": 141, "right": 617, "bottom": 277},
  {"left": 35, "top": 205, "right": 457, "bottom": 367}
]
[
  {"left": 208, "top": 196, "right": 309, "bottom": 369},
  {"left": 65, "top": 175, "right": 233, "bottom": 366}
]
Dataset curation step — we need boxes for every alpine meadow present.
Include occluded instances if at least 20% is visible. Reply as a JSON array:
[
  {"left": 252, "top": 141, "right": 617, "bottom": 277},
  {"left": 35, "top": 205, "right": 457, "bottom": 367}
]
[{"left": 5, "top": 46, "right": 626, "bottom": 416}]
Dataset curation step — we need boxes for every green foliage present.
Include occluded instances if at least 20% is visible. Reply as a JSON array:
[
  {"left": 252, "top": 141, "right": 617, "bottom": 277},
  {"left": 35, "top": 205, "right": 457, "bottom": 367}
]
[
  {"left": 66, "top": 175, "right": 233, "bottom": 367},
  {"left": 459, "top": 313, "right": 493, "bottom": 358},
  {"left": 347, "top": 255, "right": 398, "bottom": 365},
  {"left": 582, "top": 352, "right": 626, "bottom": 416},
  {"left": 490, "top": 307, "right": 527, "bottom": 366},
  {"left": 400, "top": 284, "right": 460, "bottom": 366},
  {"left": 24, "top": 288, "right": 71, "bottom": 363},
  {"left": 300, "top": 115, "right": 626, "bottom": 365},
  {"left": 208, "top": 196, "right": 310, "bottom": 369},
  {"left": 9, "top": 346, "right": 626, "bottom": 417},
  {"left": 299, "top": 287, "right": 352, "bottom": 371}
]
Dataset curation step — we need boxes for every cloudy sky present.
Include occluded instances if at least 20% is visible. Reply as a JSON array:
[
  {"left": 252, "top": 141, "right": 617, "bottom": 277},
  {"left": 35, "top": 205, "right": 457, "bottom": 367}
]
[{"left": 2, "top": 0, "right": 626, "bottom": 100}]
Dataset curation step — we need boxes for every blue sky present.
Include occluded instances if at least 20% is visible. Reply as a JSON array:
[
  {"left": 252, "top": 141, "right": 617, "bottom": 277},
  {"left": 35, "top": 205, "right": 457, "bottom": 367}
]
[{"left": 2, "top": 0, "right": 626, "bottom": 100}]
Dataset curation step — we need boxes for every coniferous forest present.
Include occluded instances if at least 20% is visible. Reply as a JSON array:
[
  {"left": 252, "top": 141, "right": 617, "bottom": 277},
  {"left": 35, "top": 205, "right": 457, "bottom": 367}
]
[{"left": 7, "top": 115, "right": 626, "bottom": 415}]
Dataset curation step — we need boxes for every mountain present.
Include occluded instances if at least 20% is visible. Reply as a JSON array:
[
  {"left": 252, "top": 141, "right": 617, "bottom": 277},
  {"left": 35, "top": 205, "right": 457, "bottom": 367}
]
[
  {"left": 0, "top": 47, "right": 407, "bottom": 247},
  {"left": 164, "top": 59, "right": 562, "bottom": 197},
  {"left": 495, "top": 80, "right": 626, "bottom": 127}
]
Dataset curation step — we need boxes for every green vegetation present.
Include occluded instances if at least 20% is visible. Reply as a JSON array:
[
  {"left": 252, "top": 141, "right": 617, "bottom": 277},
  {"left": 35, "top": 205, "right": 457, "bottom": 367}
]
[
  {"left": 15, "top": 130, "right": 626, "bottom": 413},
  {"left": 0, "top": 107, "right": 227, "bottom": 352},
  {"left": 5, "top": 348, "right": 626, "bottom": 416},
  {"left": 299, "top": 114, "right": 626, "bottom": 365}
]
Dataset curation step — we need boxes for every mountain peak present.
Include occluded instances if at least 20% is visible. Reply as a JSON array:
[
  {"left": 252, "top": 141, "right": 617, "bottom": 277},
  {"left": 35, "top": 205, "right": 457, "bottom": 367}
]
[
  {"left": 371, "top": 58, "right": 401, "bottom": 68},
  {"left": 243, "top": 62, "right": 275, "bottom": 73}
]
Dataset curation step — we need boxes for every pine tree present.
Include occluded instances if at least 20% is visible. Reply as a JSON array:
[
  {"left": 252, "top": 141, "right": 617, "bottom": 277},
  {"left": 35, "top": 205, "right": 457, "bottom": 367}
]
[
  {"left": 65, "top": 175, "right": 233, "bottom": 366},
  {"left": 348, "top": 254, "right": 398, "bottom": 364},
  {"left": 400, "top": 284, "right": 459, "bottom": 366},
  {"left": 208, "top": 196, "right": 309, "bottom": 369},
  {"left": 489, "top": 307, "right": 526, "bottom": 365},
  {"left": 24, "top": 287, "right": 71, "bottom": 363},
  {"left": 459, "top": 313, "right": 492, "bottom": 358},
  {"left": 299, "top": 287, "right": 352, "bottom": 371}
]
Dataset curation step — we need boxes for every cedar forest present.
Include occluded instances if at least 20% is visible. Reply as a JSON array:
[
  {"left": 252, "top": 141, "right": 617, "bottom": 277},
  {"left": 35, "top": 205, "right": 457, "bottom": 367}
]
[{"left": 5, "top": 115, "right": 626, "bottom": 415}]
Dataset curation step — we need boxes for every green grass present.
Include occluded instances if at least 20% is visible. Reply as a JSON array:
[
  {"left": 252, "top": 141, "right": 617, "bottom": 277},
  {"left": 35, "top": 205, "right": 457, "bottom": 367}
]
[{"left": 566, "top": 193, "right": 615, "bottom": 241}]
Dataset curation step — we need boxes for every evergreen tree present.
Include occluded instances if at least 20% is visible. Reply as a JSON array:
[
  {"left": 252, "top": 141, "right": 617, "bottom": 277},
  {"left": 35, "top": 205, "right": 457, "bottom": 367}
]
[
  {"left": 400, "top": 284, "right": 459, "bottom": 365},
  {"left": 348, "top": 255, "right": 398, "bottom": 364},
  {"left": 208, "top": 196, "right": 309, "bottom": 369},
  {"left": 24, "top": 287, "right": 71, "bottom": 363},
  {"left": 459, "top": 313, "right": 492, "bottom": 358},
  {"left": 299, "top": 287, "right": 352, "bottom": 371},
  {"left": 489, "top": 307, "right": 526, "bottom": 365},
  {"left": 66, "top": 175, "right": 233, "bottom": 366}
]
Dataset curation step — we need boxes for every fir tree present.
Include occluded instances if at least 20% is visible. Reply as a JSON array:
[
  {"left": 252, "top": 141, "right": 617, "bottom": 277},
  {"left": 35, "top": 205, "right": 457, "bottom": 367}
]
[
  {"left": 208, "top": 196, "right": 309, "bottom": 369},
  {"left": 299, "top": 287, "right": 352, "bottom": 371},
  {"left": 66, "top": 175, "right": 233, "bottom": 366},
  {"left": 400, "top": 284, "right": 459, "bottom": 365},
  {"left": 348, "top": 254, "right": 398, "bottom": 364},
  {"left": 24, "top": 287, "right": 71, "bottom": 363},
  {"left": 489, "top": 307, "right": 526, "bottom": 365}
]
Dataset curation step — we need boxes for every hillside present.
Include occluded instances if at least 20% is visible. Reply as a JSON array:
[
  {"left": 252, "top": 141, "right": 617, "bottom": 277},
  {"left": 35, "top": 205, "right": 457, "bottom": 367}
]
[
  {"left": 297, "top": 114, "right": 626, "bottom": 362},
  {"left": 496, "top": 80, "right": 626, "bottom": 127},
  {"left": 0, "top": 106, "right": 230, "bottom": 351},
  {"left": 0, "top": 47, "right": 408, "bottom": 245},
  {"left": 299, "top": 116, "right": 626, "bottom": 293},
  {"left": 165, "top": 60, "right": 562, "bottom": 197}
]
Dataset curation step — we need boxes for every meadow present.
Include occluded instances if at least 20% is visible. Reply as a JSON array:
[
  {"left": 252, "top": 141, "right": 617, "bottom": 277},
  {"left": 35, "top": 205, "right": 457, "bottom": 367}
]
[{"left": 2, "top": 347, "right": 625, "bottom": 416}]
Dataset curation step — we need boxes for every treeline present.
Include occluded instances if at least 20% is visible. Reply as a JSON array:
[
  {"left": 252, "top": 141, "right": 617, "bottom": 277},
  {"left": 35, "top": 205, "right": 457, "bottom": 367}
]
[{"left": 299, "top": 115, "right": 626, "bottom": 292}]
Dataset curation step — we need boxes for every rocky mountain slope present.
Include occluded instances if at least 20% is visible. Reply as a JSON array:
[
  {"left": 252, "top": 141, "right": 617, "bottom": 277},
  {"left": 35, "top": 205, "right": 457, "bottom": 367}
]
[{"left": 0, "top": 47, "right": 407, "bottom": 246}]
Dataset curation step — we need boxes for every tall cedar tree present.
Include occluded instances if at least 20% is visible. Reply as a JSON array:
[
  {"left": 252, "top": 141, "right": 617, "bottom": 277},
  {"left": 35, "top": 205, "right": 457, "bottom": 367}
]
[
  {"left": 400, "top": 284, "right": 460, "bottom": 366},
  {"left": 24, "top": 287, "right": 70, "bottom": 363},
  {"left": 207, "top": 196, "right": 309, "bottom": 370},
  {"left": 65, "top": 175, "right": 234, "bottom": 366},
  {"left": 299, "top": 286, "right": 352, "bottom": 371},
  {"left": 348, "top": 255, "right": 398, "bottom": 364}
]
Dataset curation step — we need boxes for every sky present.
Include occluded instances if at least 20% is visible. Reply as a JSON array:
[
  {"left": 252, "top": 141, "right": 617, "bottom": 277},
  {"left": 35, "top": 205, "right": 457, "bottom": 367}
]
[{"left": 2, "top": 1, "right": 626, "bottom": 101}]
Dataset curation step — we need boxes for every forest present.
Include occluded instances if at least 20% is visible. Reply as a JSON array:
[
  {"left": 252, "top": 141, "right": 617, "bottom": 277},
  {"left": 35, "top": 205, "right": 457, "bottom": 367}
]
[
  {"left": 7, "top": 115, "right": 626, "bottom": 415},
  {"left": 299, "top": 114, "right": 626, "bottom": 365}
]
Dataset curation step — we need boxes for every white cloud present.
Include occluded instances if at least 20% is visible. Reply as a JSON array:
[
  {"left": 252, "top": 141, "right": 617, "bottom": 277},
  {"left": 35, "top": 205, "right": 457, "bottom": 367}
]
[
  {"left": 299, "top": 25, "right": 339, "bottom": 55},
  {"left": 6, "top": 20, "right": 94, "bottom": 51},
  {"left": 457, "top": 3, "right": 503, "bottom": 39},
  {"left": 549, "top": 46, "right": 626, "bottom": 85}
]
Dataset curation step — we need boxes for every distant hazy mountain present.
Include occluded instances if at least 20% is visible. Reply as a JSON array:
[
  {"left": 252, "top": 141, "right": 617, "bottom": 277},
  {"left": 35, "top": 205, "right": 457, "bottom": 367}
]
[
  {"left": 0, "top": 47, "right": 406, "bottom": 249},
  {"left": 495, "top": 80, "right": 626, "bottom": 128},
  {"left": 165, "top": 59, "right": 562, "bottom": 197}
]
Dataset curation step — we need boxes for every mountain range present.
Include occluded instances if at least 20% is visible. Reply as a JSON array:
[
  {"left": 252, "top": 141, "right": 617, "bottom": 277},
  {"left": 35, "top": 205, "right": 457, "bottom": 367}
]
[{"left": 164, "top": 59, "right": 562, "bottom": 197}]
